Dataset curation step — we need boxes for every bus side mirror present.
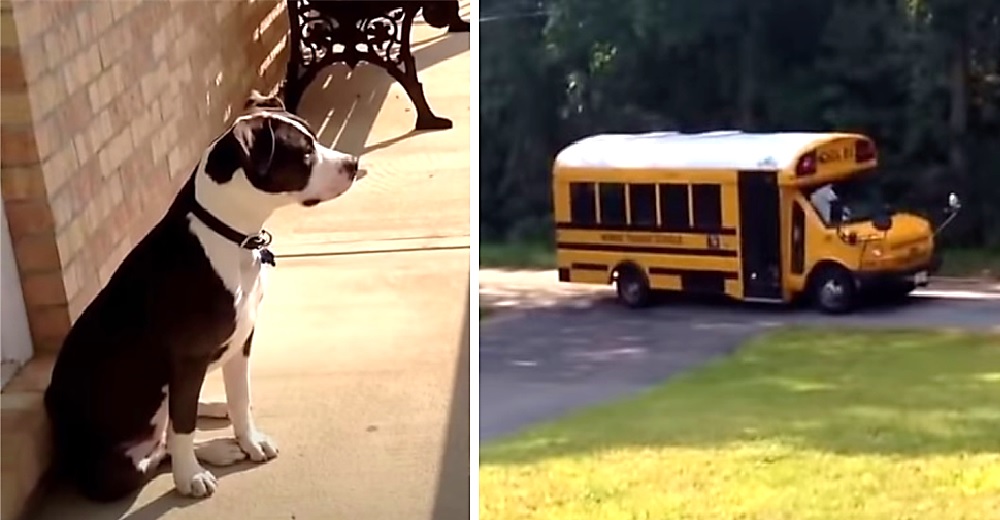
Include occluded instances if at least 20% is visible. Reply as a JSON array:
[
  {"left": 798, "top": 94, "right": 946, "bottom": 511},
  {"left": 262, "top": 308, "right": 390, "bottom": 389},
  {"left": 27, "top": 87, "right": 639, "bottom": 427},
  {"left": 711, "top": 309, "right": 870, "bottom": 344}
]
[
  {"left": 935, "top": 192, "right": 962, "bottom": 236},
  {"left": 947, "top": 192, "right": 962, "bottom": 213},
  {"left": 873, "top": 213, "right": 893, "bottom": 232}
]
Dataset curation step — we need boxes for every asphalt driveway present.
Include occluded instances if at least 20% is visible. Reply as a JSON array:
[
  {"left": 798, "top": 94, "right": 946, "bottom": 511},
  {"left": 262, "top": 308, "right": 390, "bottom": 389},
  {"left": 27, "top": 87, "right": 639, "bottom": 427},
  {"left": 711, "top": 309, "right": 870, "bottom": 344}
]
[{"left": 479, "top": 279, "right": 1000, "bottom": 440}]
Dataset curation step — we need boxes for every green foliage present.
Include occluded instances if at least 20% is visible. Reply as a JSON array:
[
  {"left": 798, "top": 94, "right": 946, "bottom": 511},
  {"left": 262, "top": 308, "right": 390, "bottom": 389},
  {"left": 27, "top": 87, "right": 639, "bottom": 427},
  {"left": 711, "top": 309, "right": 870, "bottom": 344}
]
[
  {"left": 479, "top": 240, "right": 556, "bottom": 269},
  {"left": 480, "top": 0, "right": 1000, "bottom": 248}
]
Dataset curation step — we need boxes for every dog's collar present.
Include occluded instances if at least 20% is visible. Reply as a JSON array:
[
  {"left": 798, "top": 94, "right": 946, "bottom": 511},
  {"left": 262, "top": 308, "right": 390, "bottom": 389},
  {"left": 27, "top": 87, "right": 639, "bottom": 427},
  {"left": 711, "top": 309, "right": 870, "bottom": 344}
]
[{"left": 189, "top": 202, "right": 276, "bottom": 266}]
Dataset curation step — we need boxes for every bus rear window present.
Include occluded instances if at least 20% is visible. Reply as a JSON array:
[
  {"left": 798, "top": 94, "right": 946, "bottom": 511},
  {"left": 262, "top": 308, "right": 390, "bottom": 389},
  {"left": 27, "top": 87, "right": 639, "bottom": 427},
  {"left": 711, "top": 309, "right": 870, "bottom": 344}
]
[{"left": 569, "top": 182, "right": 597, "bottom": 224}]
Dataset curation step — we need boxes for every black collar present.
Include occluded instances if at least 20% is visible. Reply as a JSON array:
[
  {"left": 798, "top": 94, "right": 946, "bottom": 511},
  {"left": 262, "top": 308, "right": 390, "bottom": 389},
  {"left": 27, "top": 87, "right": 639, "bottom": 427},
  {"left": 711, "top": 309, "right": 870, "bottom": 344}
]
[{"left": 189, "top": 201, "right": 276, "bottom": 266}]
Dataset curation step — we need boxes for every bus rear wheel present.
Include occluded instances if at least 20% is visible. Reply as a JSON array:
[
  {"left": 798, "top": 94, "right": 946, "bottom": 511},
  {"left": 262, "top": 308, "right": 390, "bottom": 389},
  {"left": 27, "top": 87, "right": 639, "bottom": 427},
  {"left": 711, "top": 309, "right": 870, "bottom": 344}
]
[
  {"left": 615, "top": 266, "right": 650, "bottom": 308},
  {"left": 811, "top": 265, "right": 857, "bottom": 315}
]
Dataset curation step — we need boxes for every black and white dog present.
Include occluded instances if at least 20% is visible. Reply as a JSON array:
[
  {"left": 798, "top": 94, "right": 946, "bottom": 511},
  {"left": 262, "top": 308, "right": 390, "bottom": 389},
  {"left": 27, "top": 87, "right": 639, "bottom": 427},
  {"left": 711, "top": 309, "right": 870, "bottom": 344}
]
[{"left": 44, "top": 91, "right": 361, "bottom": 501}]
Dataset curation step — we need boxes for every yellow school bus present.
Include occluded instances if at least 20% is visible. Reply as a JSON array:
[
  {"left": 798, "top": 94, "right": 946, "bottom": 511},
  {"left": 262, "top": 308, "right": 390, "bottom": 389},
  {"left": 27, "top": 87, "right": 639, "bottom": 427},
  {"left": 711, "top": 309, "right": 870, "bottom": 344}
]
[{"left": 552, "top": 131, "right": 952, "bottom": 313}]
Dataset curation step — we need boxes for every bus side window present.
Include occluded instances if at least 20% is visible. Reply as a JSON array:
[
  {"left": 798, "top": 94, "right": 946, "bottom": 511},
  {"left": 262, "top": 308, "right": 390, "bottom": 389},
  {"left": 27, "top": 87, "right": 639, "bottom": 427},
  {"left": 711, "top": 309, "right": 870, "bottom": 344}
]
[
  {"left": 659, "top": 183, "right": 690, "bottom": 231},
  {"left": 628, "top": 184, "right": 657, "bottom": 228},
  {"left": 691, "top": 184, "right": 723, "bottom": 231},
  {"left": 569, "top": 182, "right": 597, "bottom": 224},
  {"left": 599, "top": 183, "right": 627, "bottom": 225}
]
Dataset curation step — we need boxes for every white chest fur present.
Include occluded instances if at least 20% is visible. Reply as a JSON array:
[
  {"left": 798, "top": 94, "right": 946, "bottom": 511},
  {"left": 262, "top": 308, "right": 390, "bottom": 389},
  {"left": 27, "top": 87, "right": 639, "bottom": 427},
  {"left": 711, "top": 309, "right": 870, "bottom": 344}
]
[{"left": 188, "top": 217, "right": 268, "bottom": 371}]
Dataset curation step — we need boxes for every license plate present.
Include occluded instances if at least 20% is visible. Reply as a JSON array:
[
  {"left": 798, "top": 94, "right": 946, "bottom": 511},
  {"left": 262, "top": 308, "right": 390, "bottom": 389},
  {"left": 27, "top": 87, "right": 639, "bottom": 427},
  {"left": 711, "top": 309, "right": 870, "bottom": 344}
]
[{"left": 913, "top": 271, "right": 928, "bottom": 284}]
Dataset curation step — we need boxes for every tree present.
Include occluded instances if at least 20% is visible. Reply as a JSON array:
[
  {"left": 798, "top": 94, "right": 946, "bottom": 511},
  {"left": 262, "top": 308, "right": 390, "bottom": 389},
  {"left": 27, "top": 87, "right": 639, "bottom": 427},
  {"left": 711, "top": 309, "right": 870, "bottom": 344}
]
[{"left": 480, "top": 0, "right": 1000, "bottom": 249}]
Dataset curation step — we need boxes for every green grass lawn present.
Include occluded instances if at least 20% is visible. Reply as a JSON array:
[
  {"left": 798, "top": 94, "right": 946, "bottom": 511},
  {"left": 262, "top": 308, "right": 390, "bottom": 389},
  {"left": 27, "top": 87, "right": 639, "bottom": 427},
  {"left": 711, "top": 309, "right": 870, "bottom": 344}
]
[
  {"left": 480, "top": 329, "right": 1000, "bottom": 520},
  {"left": 940, "top": 248, "right": 1000, "bottom": 278},
  {"left": 480, "top": 241, "right": 555, "bottom": 269}
]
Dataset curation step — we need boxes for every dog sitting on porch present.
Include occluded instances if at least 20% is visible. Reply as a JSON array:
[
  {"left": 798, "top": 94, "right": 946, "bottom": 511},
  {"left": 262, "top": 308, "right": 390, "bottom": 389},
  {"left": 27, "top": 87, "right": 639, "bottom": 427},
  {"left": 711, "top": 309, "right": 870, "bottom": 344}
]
[{"left": 44, "top": 90, "right": 362, "bottom": 501}]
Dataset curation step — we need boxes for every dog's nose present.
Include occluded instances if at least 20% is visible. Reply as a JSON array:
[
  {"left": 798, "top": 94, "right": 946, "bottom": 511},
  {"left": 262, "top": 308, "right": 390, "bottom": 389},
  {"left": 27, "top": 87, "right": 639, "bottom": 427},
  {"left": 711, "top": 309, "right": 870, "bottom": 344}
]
[{"left": 344, "top": 157, "right": 359, "bottom": 180}]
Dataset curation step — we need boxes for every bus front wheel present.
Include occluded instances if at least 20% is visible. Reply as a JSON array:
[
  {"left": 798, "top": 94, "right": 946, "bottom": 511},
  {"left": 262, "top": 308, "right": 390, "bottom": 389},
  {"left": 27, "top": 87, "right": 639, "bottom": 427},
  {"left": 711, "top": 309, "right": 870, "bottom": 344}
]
[
  {"left": 614, "top": 266, "right": 650, "bottom": 308},
  {"left": 811, "top": 266, "right": 857, "bottom": 315}
]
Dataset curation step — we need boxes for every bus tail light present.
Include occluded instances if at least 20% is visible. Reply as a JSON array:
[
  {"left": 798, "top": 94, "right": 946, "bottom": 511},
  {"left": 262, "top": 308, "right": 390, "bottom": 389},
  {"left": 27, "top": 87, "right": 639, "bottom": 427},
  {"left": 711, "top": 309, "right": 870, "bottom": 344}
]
[
  {"left": 855, "top": 139, "right": 876, "bottom": 163},
  {"left": 795, "top": 151, "right": 817, "bottom": 176}
]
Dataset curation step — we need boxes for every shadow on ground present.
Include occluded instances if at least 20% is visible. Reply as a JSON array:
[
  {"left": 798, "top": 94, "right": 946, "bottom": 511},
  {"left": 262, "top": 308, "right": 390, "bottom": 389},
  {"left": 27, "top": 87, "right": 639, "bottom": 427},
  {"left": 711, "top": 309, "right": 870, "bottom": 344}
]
[
  {"left": 431, "top": 282, "right": 471, "bottom": 520},
  {"left": 298, "top": 30, "right": 469, "bottom": 156},
  {"left": 291, "top": 22, "right": 472, "bottom": 519},
  {"left": 32, "top": 422, "right": 262, "bottom": 520},
  {"left": 481, "top": 329, "right": 1000, "bottom": 465}
]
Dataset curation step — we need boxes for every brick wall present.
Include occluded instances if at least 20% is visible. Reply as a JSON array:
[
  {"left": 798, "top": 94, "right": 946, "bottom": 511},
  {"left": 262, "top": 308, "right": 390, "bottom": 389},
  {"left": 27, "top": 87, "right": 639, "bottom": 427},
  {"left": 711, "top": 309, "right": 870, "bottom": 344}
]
[{"left": 1, "top": 0, "right": 290, "bottom": 353}]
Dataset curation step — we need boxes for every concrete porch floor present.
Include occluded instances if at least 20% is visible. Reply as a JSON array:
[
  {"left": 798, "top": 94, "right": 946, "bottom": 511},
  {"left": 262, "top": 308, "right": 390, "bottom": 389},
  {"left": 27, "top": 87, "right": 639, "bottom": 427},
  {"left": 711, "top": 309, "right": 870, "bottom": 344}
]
[{"left": 22, "top": 10, "right": 470, "bottom": 520}]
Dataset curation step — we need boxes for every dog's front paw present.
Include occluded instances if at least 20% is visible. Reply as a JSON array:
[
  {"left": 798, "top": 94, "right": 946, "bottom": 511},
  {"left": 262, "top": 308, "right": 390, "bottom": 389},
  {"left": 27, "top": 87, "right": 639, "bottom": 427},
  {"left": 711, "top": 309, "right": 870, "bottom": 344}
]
[
  {"left": 173, "top": 463, "right": 218, "bottom": 498},
  {"left": 236, "top": 430, "right": 279, "bottom": 462}
]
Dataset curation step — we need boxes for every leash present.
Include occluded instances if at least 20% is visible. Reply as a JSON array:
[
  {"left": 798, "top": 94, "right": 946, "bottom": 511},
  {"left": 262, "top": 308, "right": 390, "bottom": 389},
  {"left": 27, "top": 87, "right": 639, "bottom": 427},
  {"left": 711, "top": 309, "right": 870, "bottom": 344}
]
[{"left": 189, "top": 202, "right": 276, "bottom": 266}]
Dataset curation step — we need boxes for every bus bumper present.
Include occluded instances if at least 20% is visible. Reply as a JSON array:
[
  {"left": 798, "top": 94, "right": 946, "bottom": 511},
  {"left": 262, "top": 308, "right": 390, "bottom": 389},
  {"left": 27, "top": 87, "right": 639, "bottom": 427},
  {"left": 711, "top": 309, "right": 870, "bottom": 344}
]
[{"left": 855, "top": 261, "right": 937, "bottom": 291}]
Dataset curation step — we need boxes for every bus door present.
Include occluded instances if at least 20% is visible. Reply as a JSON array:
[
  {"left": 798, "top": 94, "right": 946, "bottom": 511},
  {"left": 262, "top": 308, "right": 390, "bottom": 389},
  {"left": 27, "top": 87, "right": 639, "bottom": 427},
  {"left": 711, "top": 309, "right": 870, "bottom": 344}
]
[{"left": 738, "top": 170, "right": 783, "bottom": 300}]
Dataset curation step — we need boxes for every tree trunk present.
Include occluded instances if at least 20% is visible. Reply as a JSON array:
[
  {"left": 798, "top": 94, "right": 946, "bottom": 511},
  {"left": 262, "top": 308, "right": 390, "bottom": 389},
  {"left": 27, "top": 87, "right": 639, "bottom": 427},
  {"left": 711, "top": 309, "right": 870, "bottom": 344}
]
[
  {"left": 737, "top": 9, "right": 760, "bottom": 130},
  {"left": 947, "top": 20, "right": 974, "bottom": 242},
  {"left": 947, "top": 41, "right": 968, "bottom": 177}
]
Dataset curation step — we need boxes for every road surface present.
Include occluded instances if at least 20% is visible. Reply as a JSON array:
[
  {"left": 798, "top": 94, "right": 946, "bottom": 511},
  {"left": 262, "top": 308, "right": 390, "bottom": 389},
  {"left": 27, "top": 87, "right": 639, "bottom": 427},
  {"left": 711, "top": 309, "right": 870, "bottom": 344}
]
[{"left": 480, "top": 271, "right": 1000, "bottom": 440}]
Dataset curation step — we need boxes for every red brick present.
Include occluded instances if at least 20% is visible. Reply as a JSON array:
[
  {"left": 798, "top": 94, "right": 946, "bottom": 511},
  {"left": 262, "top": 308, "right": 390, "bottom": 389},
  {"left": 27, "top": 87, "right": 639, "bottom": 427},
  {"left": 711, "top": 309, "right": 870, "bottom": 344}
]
[
  {"left": 84, "top": 223, "right": 114, "bottom": 271},
  {"left": 21, "top": 272, "right": 67, "bottom": 307},
  {"left": 12, "top": 234, "right": 61, "bottom": 273},
  {"left": 122, "top": 136, "right": 153, "bottom": 174},
  {"left": 27, "top": 304, "right": 70, "bottom": 342},
  {"left": 31, "top": 116, "right": 62, "bottom": 164},
  {"left": 89, "top": 1, "right": 114, "bottom": 38},
  {"left": 56, "top": 82, "right": 94, "bottom": 136},
  {"left": 68, "top": 161, "right": 98, "bottom": 215},
  {"left": 67, "top": 278, "right": 99, "bottom": 323},
  {"left": 0, "top": 166, "right": 46, "bottom": 200},
  {"left": 123, "top": 44, "right": 154, "bottom": 80},
  {"left": 4, "top": 199, "right": 54, "bottom": 239},
  {"left": 0, "top": 126, "right": 39, "bottom": 166},
  {"left": 107, "top": 196, "right": 133, "bottom": 238},
  {"left": 108, "top": 90, "right": 140, "bottom": 137},
  {"left": 0, "top": 49, "right": 25, "bottom": 88},
  {"left": 74, "top": 4, "right": 95, "bottom": 43}
]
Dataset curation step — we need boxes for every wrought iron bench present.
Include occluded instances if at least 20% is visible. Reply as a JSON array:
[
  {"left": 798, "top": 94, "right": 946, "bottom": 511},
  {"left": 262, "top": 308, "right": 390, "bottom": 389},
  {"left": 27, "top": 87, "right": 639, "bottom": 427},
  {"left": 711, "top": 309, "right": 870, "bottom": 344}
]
[{"left": 283, "top": 0, "right": 469, "bottom": 131}]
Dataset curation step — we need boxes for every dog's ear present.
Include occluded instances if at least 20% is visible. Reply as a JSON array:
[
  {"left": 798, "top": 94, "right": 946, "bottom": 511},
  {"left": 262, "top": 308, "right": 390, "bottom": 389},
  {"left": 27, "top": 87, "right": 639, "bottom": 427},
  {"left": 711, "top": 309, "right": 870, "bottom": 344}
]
[
  {"left": 271, "top": 81, "right": 287, "bottom": 105},
  {"left": 231, "top": 116, "right": 259, "bottom": 157},
  {"left": 233, "top": 116, "right": 276, "bottom": 179},
  {"left": 205, "top": 116, "right": 274, "bottom": 183},
  {"left": 244, "top": 89, "right": 285, "bottom": 111}
]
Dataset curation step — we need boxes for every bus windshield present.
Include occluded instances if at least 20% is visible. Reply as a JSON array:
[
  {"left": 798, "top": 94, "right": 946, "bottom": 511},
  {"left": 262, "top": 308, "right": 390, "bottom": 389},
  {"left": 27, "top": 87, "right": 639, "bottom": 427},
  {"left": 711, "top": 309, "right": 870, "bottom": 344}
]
[{"left": 805, "top": 172, "right": 890, "bottom": 226}]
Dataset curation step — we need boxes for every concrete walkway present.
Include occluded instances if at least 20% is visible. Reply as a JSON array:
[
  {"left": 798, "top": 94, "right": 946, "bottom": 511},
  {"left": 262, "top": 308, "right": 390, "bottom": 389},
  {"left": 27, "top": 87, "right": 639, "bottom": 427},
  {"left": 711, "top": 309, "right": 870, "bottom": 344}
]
[{"left": 29, "top": 9, "right": 470, "bottom": 520}]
